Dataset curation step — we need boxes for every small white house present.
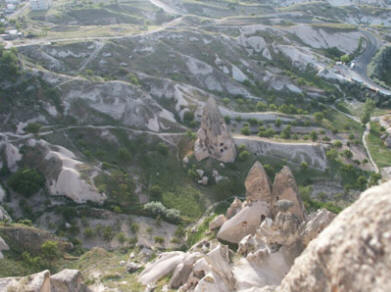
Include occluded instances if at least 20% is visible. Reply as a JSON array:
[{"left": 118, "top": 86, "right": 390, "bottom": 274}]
[
  {"left": 30, "top": 0, "right": 52, "bottom": 11},
  {"left": 5, "top": 4, "right": 16, "bottom": 13}
]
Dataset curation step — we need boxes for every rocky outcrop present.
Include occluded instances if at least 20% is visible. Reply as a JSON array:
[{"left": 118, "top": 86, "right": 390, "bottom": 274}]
[
  {"left": 272, "top": 166, "right": 305, "bottom": 221},
  {"left": 0, "top": 269, "right": 88, "bottom": 292},
  {"left": 0, "top": 224, "right": 72, "bottom": 254},
  {"left": 5, "top": 142, "right": 22, "bottom": 172},
  {"left": 226, "top": 197, "right": 242, "bottom": 219},
  {"left": 0, "top": 185, "right": 5, "bottom": 203},
  {"left": 136, "top": 162, "right": 336, "bottom": 292},
  {"left": 217, "top": 201, "right": 269, "bottom": 244},
  {"left": 0, "top": 270, "right": 51, "bottom": 292},
  {"left": 277, "top": 180, "right": 391, "bottom": 292},
  {"left": 25, "top": 139, "right": 106, "bottom": 204},
  {"left": 301, "top": 208, "right": 336, "bottom": 246},
  {"left": 194, "top": 97, "right": 236, "bottom": 163},
  {"left": 139, "top": 252, "right": 192, "bottom": 285},
  {"left": 0, "top": 206, "right": 11, "bottom": 222},
  {"left": 169, "top": 253, "right": 200, "bottom": 289},
  {"left": 0, "top": 235, "right": 9, "bottom": 259},
  {"left": 209, "top": 215, "right": 227, "bottom": 231},
  {"left": 43, "top": 143, "right": 106, "bottom": 204},
  {"left": 234, "top": 137, "right": 328, "bottom": 170},
  {"left": 50, "top": 269, "right": 87, "bottom": 292},
  {"left": 245, "top": 161, "right": 272, "bottom": 203}
]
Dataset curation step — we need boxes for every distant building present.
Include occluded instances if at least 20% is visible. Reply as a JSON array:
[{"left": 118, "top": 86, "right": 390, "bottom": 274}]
[
  {"left": 30, "top": 0, "right": 52, "bottom": 11},
  {"left": 3, "top": 29, "right": 22, "bottom": 40},
  {"left": 5, "top": 4, "right": 16, "bottom": 13}
]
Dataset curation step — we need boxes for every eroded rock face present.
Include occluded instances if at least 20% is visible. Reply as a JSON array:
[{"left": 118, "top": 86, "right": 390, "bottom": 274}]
[
  {"left": 0, "top": 206, "right": 11, "bottom": 222},
  {"left": 194, "top": 97, "right": 236, "bottom": 163},
  {"left": 209, "top": 215, "right": 227, "bottom": 231},
  {"left": 0, "top": 269, "right": 87, "bottom": 292},
  {"left": 50, "top": 269, "right": 86, "bottom": 292},
  {"left": 301, "top": 208, "right": 336, "bottom": 246},
  {"left": 217, "top": 201, "right": 269, "bottom": 244},
  {"left": 272, "top": 166, "right": 305, "bottom": 221},
  {"left": 0, "top": 270, "right": 51, "bottom": 292},
  {"left": 139, "top": 251, "right": 188, "bottom": 285},
  {"left": 136, "top": 163, "right": 337, "bottom": 292},
  {"left": 0, "top": 236, "right": 9, "bottom": 259},
  {"left": 5, "top": 142, "right": 22, "bottom": 172},
  {"left": 226, "top": 197, "right": 243, "bottom": 219},
  {"left": 277, "top": 181, "right": 391, "bottom": 292},
  {"left": 169, "top": 253, "right": 200, "bottom": 289},
  {"left": 245, "top": 162, "right": 272, "bottom": 203}
]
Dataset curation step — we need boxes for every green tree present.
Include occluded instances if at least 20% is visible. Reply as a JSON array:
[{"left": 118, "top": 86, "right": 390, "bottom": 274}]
[
  {"left": 280, "top": 125, "right": 291, "bottom": 139},
  {"left": 239, "top": 151, "right": 250, "bottom": 161},
  {"left": 256, "top": 101, "right": 267, "bottom": 111},
  {"left": 342, "top": 149, "right": 353, "bottom": 159},
  {"left": 118, "top": 148, "right": 132, "bottom": 162},
  {"left": 326, "top": 149, "right": 338, "bottom": 161},
  {"left": 310, "top": 131, "right": 318, "bottom": 141},
  {"left": 241, "top": 126, "right": 250, "bottom": 136},
  {"left": 150, "top": 185, "right": 162, "bottom": 201},
  {"left": 183, "top": 111, "right": 195, "bottom": 125},
  {"left": 313, "top": 112, "right": 324, "bottom": 123},
  {"left": 41, "top": 240, "right": 60, "bottom": 264},
  {"left": 340, "top": 54, "right": 351, "bottom": 63},
  {"left": 8, "top": 168, "right": 45, "bottom": 197},
  {"left": 25, "top": 123, "right": 41, "bottom": 134}
]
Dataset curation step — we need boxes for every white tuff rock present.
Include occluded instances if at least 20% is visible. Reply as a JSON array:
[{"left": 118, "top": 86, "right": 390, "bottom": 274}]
[{"left": 277, "top": 180, "right": 391, "bottom": 292}]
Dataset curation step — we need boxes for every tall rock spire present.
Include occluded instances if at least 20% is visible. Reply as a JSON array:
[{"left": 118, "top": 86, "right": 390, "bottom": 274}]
[{"left": 194, "top": 97, "right": 236, "bottom": 163}]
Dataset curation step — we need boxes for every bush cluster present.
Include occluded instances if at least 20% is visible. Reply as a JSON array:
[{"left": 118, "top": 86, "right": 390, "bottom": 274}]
[{"left": 143, "top": 201, "right": 180, "bottom": 223}]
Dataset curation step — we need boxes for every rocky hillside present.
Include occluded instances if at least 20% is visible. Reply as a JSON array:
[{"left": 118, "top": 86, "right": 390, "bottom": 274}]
[
  {"left": 1, "top": 170, "right": 390, "bottom": 291},
  {"left": 0, "top": 0, "right": 390, "bottom": 290}
]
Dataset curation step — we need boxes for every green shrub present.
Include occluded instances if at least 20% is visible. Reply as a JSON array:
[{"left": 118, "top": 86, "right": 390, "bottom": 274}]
[
  {"left": 41, "top": 240, "right": 60, "bottom": 263},
  {"left": 118, "top": 148, "right": 132, "bottom": 162},
  {"left": 241, "top": 126, "right": 250, "bottom": 136},
  {"left": 154, "top": 236, "right": 164, "bottom": 244},
  {"left": 280, "top": 125, "right": 291, "bottom": 139},
  {"left": 239, "top": 150, "right": 250, "bottom": 161},
  {"left": 256, "top": 101, "right": 267, "bottom": 111},
  {"left": 313, "top": 112, "right": 324, "bottom": 123},
  {"left": 150, "top": 185, "right": 162, "bottom": 201},
  {"left": 25, "top": 123, "right": 41, "bottom": 134},
  {"left": 144, "top": 201, "right": 181, "bottom": 222},
  {"left": 130, "top": 223, "right": 139, "bottom": 234},
  {"left": 184, "top": 111, "right": 195, "bottom": 125},
  {"left": 116, "top": 232, "right": 127, "bottom": 244},
  {"left": 84, "top": 227, "right": 96, "bottom": 239},
  {"left": 102, "top": 226, "right": 114, "bottom": 241}
]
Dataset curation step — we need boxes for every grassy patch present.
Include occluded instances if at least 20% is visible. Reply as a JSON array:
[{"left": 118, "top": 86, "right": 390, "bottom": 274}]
[
  {"left": 61, "top": 247, "right": 144, "bottom": 291},
  {"left": 367, "top": 122, "right": 391, "bottom": 168},
  {"left": 162, "top": 186, "right": 204, "bottom": 220},
  {"left": 186, "top": 215, "right": 215, "bottom": 247}
]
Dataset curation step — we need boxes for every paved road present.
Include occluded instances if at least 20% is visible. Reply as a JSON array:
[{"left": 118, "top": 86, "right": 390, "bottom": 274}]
[{"left": 351, "top": 30, "right": 391, "bottom": 96}]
